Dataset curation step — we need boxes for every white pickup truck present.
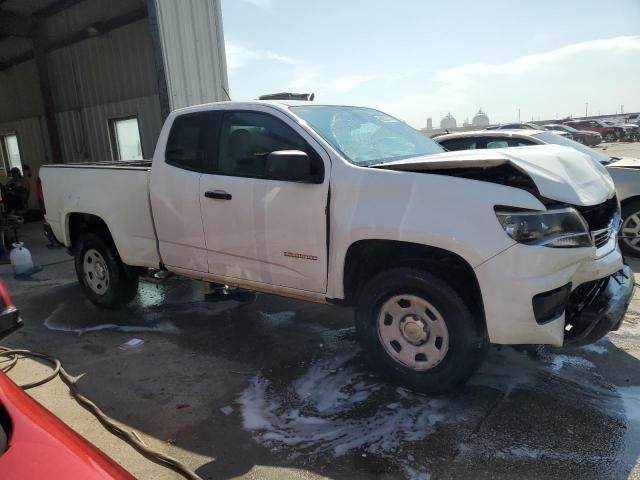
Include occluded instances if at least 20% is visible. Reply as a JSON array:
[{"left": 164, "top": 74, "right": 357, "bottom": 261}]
[{"left": 40, "top": 101, "right": 633, "bottom": 393}]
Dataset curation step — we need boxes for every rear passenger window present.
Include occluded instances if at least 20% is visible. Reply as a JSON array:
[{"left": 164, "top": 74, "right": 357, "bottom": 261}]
[
  {"left": 511, "top": 139, "right": 535, "bottom": 146},
  {"left": 216, "top": 112, "right": 310, "bottom": 178},
  {"left": 486, "top": 140, "right": 509, "bottom": 148},
  {"left": 165, "top": 113, "right": 207, "bottom": 171},
  {"left": 438, "top": 138, "right": 477, "bottom": 151}
]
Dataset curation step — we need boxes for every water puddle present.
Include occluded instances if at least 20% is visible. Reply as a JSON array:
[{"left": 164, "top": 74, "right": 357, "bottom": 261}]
[
  {"left": 44, "top": 303, "right": 181, "bottom": 334},
  {"left": 239, "top": 329, "right": 632, "bottom": 478}
]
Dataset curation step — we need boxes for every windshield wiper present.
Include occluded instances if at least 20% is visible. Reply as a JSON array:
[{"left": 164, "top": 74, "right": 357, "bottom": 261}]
[{"left": 366, "top": 161, "right": 391, "bottom": 167}]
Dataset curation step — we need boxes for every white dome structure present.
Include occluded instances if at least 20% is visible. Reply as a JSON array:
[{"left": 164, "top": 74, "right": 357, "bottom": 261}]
[
  {"left": 440, "top": 112, "right": 457, "bottom": 129},
  {"left": 472, "top": 108, "right": 490, "bottom": 127}
]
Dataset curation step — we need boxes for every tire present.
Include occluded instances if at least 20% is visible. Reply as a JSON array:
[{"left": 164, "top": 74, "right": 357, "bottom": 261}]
[
  {"left": 75, "top": 233, "right": 139, "bottom": 308},
  {"left": 355, "top": 267, "right": 488, "bottom": 394},
  {"left": 603, "top": 132, "right": 616, "bottom": 143},
  {"left": 620, "top": 199, "right": 640, "bottom": 257}
]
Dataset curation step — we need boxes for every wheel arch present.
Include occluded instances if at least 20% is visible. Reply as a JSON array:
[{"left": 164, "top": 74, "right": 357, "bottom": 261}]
[
  {"left": 342, "top": 239, "right": 486, "bottom": 331},
  {"left": 620, "top": 195, "right": 640, "bottom": 212},
  {"left": 66, "top": 213, "right": 117, "bottom": 255}
]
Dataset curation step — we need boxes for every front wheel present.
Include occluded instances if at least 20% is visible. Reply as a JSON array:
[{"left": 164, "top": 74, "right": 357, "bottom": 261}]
[
  {"left": 75, "top": 233, "right": 139, "bottom": 308},
  {"left": 355, "top": 268, "right": 488, "bottom": 394},
  {"left": 620, "top": 200, "right": 640, "bottom": 257},
  {"left": 604, "top": 132, "right": 617, "bottom": 142}
]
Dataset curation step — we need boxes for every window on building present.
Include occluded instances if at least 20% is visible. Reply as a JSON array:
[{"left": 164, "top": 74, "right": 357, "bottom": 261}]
[
  {"left": 0, "top": 134, "right": 23, "bottom": 172},
  {"left": 108, "top": 116, "right": 143, "bottom": 161},
  {"left": 216, "top": 111, "right": 309, "bottom": 178}
]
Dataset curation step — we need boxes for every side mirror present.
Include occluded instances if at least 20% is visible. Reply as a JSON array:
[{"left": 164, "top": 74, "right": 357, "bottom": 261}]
[{"left": 266, "top": 150, "right": 314, "bottom": 182}]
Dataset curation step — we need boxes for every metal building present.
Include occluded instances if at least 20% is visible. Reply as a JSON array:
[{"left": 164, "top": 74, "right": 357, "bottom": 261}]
[{"left": 0, "top": 0, "right": 228, "bottom": 205}]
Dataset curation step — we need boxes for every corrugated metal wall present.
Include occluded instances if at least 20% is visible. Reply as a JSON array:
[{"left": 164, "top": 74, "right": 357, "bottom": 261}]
[
  {"left": 56, "top": 94, "right": 162, "bottom": 162},
  {"left": 45, "top": 18, "right": 162, "bottom": 162},
  {"left": 155, "top": 0, "right": 229, "bottom": 110},
  {"left": 0, "top": 0, "right": 229, "bottom": 173},
  {"left": 47, "top": 20, "right": 158, "bottom": 112},
  {"left": 43, "top": 0, "right": 145, "bottom": 44},
  {"left": 0, "top": 61, "right": 43, "bottom": 123},
  {"left": 0, "top": 18, "right": 163, "bottom": 169}
]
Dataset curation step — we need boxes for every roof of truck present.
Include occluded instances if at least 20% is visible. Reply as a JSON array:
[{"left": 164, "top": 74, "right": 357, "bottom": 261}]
[{"left": 171, "top": 100, "right": 372, "bottom": 115}]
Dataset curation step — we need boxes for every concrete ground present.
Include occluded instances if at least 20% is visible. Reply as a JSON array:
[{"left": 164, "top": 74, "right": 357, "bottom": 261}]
[
  {"left": 595, "top": 140, "right": 640, "bottom": 158},
  {"left": 2, "top": 144, "right": 640, "bottom": 479}
]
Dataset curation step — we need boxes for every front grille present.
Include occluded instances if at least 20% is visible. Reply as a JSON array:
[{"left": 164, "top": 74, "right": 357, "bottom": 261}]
[
  {"left": 575, "top": 195, "right": 618, "bottom": 231},
  {"left": 592, "top": 228, "right": 611, "bottom": 248},
  {"left": 574, "top": 195, "right": 619, "bottom": 248}
]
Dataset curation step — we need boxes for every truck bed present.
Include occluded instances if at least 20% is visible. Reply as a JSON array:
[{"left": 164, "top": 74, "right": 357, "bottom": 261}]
[
  {"left": 40, "top": 162, "right": 160, "bottom": 269},
  {"left": 41, "top": 160, "right": 152, "bottom": 170}
]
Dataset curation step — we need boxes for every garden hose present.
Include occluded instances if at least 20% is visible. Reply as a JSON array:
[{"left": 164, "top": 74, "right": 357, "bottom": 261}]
[{"left": 0, "top": 346, "right": 203, "bottom": 480}]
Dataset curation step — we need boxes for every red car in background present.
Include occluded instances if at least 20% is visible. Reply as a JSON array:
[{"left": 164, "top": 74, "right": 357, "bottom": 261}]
[
  {"left": 563, "top": 119, "right": 624, "bottom": 142},
  {"left": 0, "top": 281, "right": 134, "bottom": 480}
]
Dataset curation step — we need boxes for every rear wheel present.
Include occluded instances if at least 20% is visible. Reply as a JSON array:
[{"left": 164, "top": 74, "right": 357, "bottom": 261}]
[
  {"left": 75, "top": 233, "right": 139, "bottom": 308},
  {"left": 355, "top": 268, "right": 488, "bottom": 394},
  {"left": 620, "top": 200, "right": 640, "bottom": 257}
]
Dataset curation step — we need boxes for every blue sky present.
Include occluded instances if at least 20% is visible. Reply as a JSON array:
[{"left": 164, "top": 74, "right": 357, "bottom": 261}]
[{"left": 221, "top": 0, "right": 640, "bottom": 128}]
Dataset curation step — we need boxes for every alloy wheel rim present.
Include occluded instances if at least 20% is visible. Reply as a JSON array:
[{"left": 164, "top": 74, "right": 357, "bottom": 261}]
[
  {"left": 622, "top": 212, "right": 640, "bottom": 252},
  {"left": 83, "top": 248, "right": 110, "bottom": 295},
  {"left": 377, "top": 294, "right": 449, "bottom": 371}
]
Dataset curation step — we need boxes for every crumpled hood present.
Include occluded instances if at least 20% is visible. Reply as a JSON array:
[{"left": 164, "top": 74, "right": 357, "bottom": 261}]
[{"left": 375, "top": 144, "right": 615, "bottom": 206}]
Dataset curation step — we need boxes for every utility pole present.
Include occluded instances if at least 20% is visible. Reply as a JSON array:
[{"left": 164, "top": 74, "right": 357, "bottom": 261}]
[
  {"left": 518, "top": 108, "right": 521, "bottom": 122},
  {"left": 585, "top": 102, "right": 589, "bottom": 118}
]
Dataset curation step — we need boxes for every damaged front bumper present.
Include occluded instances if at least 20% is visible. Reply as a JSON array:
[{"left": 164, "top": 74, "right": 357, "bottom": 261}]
[
  {"left": 475, "top": 233, "right": 627, "bottom": 346},
  {"left": 563, "top": 265, "right": 634, "bottom": 346}
]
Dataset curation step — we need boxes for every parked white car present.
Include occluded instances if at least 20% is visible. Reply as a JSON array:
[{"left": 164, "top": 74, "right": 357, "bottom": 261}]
[
  {"left": 434, "top": 129, "right": 640, "bottom": 256},
  {"left": 39, "top": 103, "right": 633, "bottom": 394}
]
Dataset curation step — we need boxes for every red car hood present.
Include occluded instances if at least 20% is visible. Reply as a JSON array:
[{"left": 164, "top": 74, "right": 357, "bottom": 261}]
[{"left": 0, "top": 372, "right": 134, "bottom": 480}]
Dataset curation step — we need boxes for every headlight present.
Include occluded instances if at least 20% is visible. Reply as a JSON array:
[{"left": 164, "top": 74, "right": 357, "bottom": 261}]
[{"left": 495, "top": 207, "right": 592, "bottom": 248}]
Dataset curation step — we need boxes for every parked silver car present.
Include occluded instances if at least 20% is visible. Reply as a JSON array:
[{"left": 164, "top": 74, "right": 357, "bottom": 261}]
[{"left": 434, "top": 129, "right": 640, "bottom": 256}]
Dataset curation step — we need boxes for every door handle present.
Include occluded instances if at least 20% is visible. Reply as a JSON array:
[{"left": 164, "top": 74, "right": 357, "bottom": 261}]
[{"left": 204, "top": 190, "right": 232, "bottom": 200}]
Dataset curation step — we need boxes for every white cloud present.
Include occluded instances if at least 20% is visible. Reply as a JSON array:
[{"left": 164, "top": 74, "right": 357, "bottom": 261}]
[
  {"left": 226, "top": 42, "right": 294, "bottom": 70},
  {"left": 331, "top": 75, "right": 375, "bottom": 93},
  {"left": 435, "top": 36, "right": 639, "bottom": 82},
  {"left": 288, "top": 68, "right": 321, "bottom": 90},
  {"left": 288, "top": 70, "right": 416, "bottom": 94},
  {"left": 238, "top": 0, "right": 273, "bottom": 8},
  {"left": 377, "top": 36, "right": 640, "bottom": 128},
  {"left": 288, "top": 71, "right": 374, "bottom": 93}
]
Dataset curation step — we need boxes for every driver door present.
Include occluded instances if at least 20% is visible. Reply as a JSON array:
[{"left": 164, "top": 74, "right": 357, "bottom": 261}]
[{"left": 199, "top": 108, "right": 330, "bottom": 293}]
